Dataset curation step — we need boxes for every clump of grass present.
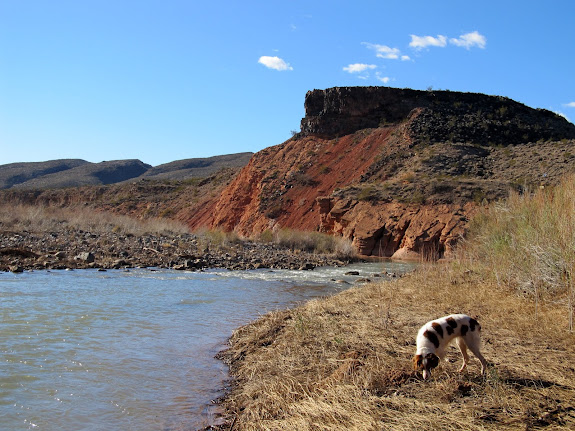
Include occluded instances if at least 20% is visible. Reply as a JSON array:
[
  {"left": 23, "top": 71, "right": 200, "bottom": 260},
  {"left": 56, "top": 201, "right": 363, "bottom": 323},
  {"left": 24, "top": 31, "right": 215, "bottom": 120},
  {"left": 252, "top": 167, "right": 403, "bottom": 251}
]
[
  {"left": 0, "top": 203, "right": 190, "bottom": 235},
  {"left": 464, "top": 173, "right": 575, "bottom": 328},
  {"left": 273, "top": 228, "right": 356, "bottom": 259},
  {"left": 194, "top": 228, "right": 243, "bottom": 251}
]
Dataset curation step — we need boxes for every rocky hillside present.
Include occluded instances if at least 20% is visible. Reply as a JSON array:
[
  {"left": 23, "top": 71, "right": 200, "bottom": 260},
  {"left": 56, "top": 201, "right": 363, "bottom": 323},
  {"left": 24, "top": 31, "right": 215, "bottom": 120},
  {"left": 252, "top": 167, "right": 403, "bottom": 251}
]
[
  {"left": 0, "top": 167, "right": 240, "bottom": 227},
  {"left": 4, "top": 87, "right": 575, "bottom": 260},
  {"left": 193, "top": 86, "right": 575, "bottom": 259},
  {"left": 0, "top": 159, "right": 89, "bottom": 189},
  {"left": 0, "top": 153, "right": 253, "bottom": 189}
]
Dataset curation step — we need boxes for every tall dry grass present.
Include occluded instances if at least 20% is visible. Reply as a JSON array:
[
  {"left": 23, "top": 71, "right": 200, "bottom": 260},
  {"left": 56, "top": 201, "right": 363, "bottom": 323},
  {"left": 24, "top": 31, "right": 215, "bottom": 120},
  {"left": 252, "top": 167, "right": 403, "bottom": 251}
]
[
  {"left": 217, "top": 175, "right": 575, "bottom": 430},
  {"left": 463, "top": 174, "right": 575, "bottom": 329},
  {"left": 0, "top": 203, "right": 190, "bottom": 236},
  {"left": 262, "top": 228, "right": 357, "bottom": 260}
]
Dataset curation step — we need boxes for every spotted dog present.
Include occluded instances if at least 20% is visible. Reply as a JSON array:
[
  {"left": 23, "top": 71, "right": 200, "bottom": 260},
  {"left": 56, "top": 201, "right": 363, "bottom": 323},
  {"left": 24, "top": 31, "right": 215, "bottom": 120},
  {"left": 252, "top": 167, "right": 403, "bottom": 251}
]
[{"left": 412, "top": 314, "right": 487, "bottom": 379}]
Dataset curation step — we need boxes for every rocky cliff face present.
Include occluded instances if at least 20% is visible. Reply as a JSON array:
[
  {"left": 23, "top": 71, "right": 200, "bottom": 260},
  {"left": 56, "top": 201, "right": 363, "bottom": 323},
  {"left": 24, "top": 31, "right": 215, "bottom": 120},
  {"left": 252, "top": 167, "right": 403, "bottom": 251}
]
[
  {"left": 201, "top": 129, "right": 392, "bottom": 235},
  {"left": 301, "top": 86, "right": 574, "bottom": 145},
  {"left": 316, "top": 197, "right": 477, "bottom": 259},
  {"left": 198, "top": 86, "right": 575, "bottom": 259}
]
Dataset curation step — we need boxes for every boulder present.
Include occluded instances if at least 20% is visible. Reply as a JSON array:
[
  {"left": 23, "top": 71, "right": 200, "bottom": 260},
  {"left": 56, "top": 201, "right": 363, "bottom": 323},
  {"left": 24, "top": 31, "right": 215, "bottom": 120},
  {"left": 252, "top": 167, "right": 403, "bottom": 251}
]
[{"left": 75, "top": 252, "right": 95, "bottom": 263}]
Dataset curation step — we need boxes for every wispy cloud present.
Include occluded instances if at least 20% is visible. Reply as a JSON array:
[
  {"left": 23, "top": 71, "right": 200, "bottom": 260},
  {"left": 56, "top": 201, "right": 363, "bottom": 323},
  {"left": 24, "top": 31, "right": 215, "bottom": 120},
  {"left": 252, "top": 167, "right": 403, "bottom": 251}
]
[
  {"left": 564, "top": 102, "right": 575, "bottom": 108},
  {"left": 363, "top": 43, "right": 402, "bottom": 60},
  {"left": 343, "top": 63, "right": 377, "bottom": 73},
  {"left": 376, "top": 72, "right": 390, "bottom": 84},
  {"left": 409, "top": 31, "right": 487, "bottom": 50},
  {"left": 555, "top": 111, "right": 571, "bottom": 122},
  {"left": 258, "top": 56, "right": 293, "bottom": 71},
  {"left": 409, "top": 34, "right": 447, "bottom": 50},
  {"left": 449, "top": 31, "right": 487, "bottom": 49}
]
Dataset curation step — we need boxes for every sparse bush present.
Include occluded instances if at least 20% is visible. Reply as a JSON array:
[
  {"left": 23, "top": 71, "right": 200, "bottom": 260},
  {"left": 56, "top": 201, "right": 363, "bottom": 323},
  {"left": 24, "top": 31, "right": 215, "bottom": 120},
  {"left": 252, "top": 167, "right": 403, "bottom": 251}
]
[
  {"left": 357, "top": 185, "right": 377, "bottom": 202},
  {"left": 257, "top": 229, "right": 274, "bottom": 243},
  {"left": 196, "top": 228, "right": 242, "bottom": 250}
]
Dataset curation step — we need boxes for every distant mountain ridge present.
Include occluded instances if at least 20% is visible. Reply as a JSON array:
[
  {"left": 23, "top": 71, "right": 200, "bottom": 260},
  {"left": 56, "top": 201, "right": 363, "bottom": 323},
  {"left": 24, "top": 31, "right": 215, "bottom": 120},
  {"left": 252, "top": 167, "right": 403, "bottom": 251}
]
[{"left": 0, "top": 153, "right": 253, "bottom": 189}]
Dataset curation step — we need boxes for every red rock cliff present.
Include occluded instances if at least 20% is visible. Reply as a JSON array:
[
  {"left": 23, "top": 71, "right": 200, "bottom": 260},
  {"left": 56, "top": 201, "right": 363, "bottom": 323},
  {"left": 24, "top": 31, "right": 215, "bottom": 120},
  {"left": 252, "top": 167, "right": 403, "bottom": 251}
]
[{"left": 192, "top": 86, "right": 575, "bottom": 259}]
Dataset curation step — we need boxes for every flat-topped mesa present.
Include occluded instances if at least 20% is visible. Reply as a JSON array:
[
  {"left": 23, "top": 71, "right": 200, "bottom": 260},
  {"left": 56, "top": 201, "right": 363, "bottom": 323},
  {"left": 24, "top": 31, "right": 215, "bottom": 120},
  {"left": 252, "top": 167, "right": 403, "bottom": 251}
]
[{"left": 300, "top": 86, "right": 575, "bottom": 145}]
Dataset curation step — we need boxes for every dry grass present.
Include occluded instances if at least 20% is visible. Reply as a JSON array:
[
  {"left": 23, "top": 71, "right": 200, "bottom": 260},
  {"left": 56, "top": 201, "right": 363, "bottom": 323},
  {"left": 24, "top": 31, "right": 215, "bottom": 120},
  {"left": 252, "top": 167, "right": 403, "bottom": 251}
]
[
  {"left": 219, "top": 266, "right": 575, "bottom": 430},
  {"left": 464, "top": 174, "right": 575, "bottom": 329},
  {"left": 0, "top": 203, "right": 190, "bottom": 235},
  {"left": 266, "top": 228, "right": 357, "bottom": 260},
  {"left": 217, "top": 175, "right": 575, "bottom": 430}
]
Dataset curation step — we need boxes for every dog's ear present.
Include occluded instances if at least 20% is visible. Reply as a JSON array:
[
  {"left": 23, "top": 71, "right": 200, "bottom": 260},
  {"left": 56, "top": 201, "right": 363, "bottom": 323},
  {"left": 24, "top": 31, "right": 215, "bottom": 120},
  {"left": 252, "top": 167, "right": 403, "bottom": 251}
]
[
  {"left": 425, "top": 353, "right": 440, "bottom": 369},
  {"left": 412, "top": 354, "right": 423, "bottom": 370}
]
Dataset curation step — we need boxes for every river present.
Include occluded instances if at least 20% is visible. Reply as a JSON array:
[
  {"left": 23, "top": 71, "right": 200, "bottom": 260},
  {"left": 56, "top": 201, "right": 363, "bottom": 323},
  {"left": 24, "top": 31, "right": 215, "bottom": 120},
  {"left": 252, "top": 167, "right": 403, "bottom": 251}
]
[{"left": 0, "top": 262, "right": 414, "bottom": 430}]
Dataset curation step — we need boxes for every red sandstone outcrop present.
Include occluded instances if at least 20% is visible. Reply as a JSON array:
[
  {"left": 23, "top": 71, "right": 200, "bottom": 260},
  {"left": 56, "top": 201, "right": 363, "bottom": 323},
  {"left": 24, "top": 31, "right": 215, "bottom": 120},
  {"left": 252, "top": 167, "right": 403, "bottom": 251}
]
[
  {"left": 197, "top": 86, "right": 575, "bottom": 259},
  {"left": 316, "top": 197, "right": 478, "bottom": 259},
  {"left": 206, "top": 129, "right": 393, "bottom": 235}
]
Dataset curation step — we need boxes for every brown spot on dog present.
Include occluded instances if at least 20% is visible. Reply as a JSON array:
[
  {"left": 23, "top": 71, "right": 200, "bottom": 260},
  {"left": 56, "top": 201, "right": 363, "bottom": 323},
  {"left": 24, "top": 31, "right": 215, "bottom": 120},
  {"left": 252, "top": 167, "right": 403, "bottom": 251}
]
[
  {"left": 469, "top": 318, "right": 480, "bottom": 332},
  {"left": 425, "top": 353, "right": 440, "bottom": 369},
  {"left": 412, "top": 354, "right": 423, "bottom": 370},
  {"left": 446, "top": 317, "right": 457, "bottom": 335},
  {"left": 460, "top": 324, "right": 469, "bottom": 336},
  {"left": 431, "top": 322, "right": 444, "bottom": 338},
  {"left": 423, "top": 330, "right": 440, "bottom": 349}
]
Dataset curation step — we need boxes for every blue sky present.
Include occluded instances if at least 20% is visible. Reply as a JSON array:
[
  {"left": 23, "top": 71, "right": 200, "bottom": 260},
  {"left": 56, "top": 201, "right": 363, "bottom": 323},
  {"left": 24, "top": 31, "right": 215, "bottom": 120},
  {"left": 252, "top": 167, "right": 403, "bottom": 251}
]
[{"left": 1, "top": 0, "right": 574, "bottom": 166}]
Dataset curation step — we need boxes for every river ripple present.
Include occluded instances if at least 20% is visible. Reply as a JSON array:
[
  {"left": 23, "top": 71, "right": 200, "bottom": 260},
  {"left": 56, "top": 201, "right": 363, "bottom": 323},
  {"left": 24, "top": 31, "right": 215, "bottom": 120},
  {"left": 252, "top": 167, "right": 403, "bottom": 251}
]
[{"left": 0, "top": 262, "right": 414, "bottom": 430}]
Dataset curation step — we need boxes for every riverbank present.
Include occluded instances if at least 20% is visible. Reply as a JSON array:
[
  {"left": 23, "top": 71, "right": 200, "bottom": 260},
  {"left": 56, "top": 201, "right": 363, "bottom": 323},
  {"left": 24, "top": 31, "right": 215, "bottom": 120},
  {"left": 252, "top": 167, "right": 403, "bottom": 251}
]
[
  {"left": 0, "top": 203, "right": 357, "bottom": 272},
  {"left": 210, "top": 262, "right": 575, "bottom": 430},
  {"left": 0, "top": 228, "right": 354, "bottom": 272}
]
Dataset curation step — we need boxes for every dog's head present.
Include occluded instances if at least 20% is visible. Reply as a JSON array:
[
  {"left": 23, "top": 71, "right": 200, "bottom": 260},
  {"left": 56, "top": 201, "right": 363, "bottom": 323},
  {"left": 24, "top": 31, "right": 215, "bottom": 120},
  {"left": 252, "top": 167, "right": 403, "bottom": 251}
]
[{"left": 412, "top": 353, "right": 440, "bottom": 379}]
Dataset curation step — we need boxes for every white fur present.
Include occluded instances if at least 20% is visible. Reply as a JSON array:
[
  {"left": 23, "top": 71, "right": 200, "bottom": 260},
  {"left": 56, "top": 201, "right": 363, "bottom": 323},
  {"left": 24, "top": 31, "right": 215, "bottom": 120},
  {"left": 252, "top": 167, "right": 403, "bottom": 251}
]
[{"left": 413, "top": 314, "right": 487, "bottom": 379}]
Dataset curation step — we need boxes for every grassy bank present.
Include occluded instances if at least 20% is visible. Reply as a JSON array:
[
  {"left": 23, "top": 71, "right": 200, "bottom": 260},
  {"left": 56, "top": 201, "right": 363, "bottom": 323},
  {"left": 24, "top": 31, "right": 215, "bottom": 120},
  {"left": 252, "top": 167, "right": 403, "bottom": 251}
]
[
  {"left": 216, "top": 176, "right": 575, "bottom": 430},
  {"left": 0, "top": 204, "right": 355, "bottom": 259},
  {"left": 0, "top": 203, "right": 190, "bottom": 236}
]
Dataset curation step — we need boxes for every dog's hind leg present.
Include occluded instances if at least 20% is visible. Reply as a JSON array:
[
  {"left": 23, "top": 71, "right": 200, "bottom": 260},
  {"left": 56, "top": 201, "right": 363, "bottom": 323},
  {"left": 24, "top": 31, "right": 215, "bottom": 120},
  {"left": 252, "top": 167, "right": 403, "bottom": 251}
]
[
  {"left": 467, "top": 342, "right": 487, "bottom": 375},
  {"left": 455, "top": 337, "right": 470, "bottom": 372}
]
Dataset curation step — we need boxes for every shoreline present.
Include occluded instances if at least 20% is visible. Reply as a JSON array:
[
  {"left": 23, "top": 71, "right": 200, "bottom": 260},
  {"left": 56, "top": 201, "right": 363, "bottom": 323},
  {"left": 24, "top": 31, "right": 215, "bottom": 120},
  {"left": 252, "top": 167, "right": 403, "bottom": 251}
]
[
  {"left": 201, "top": 264, "right": 575, "bottom": 430},
  {"left": 0, "top": 229, "right": 355, "bottom": 273}
]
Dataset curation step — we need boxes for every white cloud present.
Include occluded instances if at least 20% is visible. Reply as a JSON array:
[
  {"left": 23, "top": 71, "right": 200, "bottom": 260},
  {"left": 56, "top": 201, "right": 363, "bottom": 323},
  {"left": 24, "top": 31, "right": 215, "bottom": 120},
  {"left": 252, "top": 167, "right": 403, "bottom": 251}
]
[
  {"left": 555, "top": 111, "right": 571, "bottom": 122},
  {"left": 449, "top": 31, "right": 487, "bottom": 49},
  {"left": 401, "top": 55, "right": 411, "bottom": 61},
  {"left": 564, "top": 102, "right": 575, "bottom": 108},
  {"left": 409, "top": 34, "right": 447, "bottom": 50},
  {"left": 258, "top": 56, "right": 293, "bottom": 71},
  {"left": 363, "top": 42, "right": 402, "bottom": 60},
  {"left": 343, "top": 63, "right": 377, "bottom": 73},
  {"left": 375, "top": 73, "right": 390, "bottom": 84}
]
